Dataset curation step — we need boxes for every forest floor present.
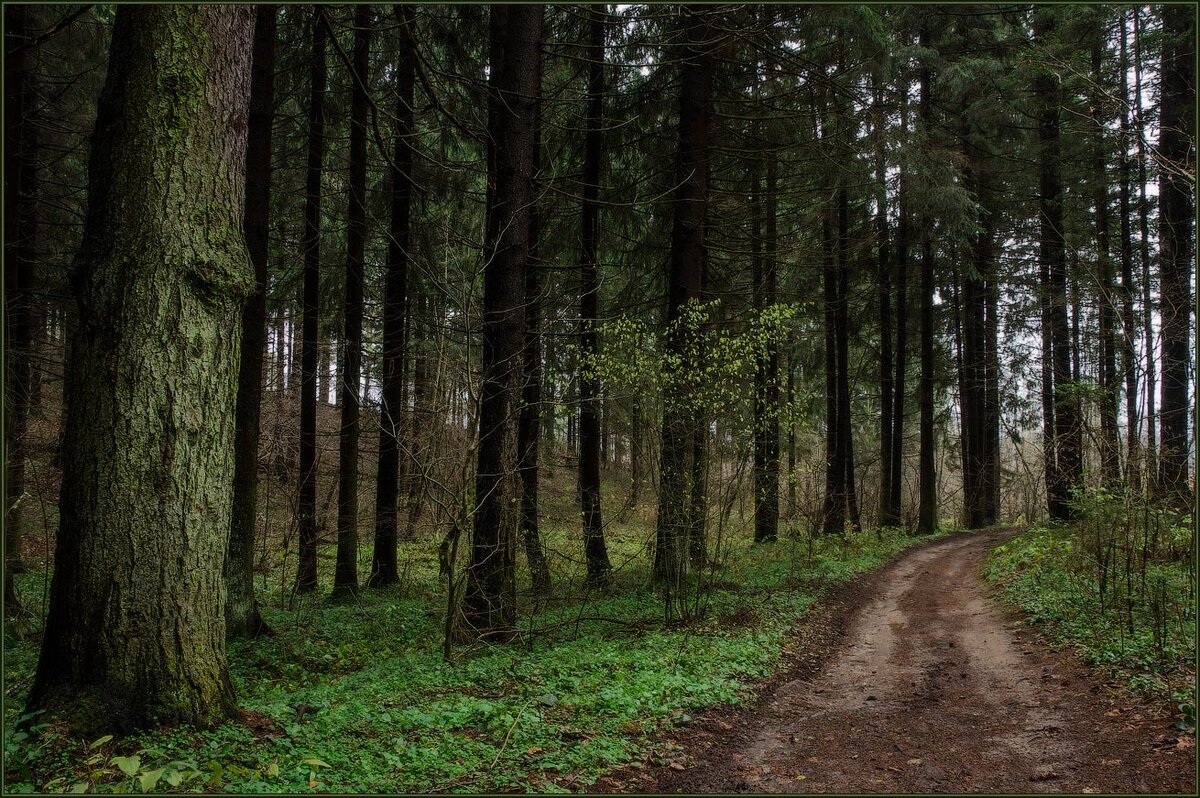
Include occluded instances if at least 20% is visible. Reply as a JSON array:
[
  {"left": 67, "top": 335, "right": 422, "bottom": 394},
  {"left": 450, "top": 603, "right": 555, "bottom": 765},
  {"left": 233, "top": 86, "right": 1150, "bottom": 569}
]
[{"left": 591, "top": 528, "right": 1197, "bottom": 794}]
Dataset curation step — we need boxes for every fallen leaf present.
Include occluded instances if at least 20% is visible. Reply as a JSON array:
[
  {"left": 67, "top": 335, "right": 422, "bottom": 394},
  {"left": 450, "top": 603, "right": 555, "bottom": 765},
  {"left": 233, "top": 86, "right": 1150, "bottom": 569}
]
[{"left": 668, "top": 762, "right": 685, "bottom": 771}]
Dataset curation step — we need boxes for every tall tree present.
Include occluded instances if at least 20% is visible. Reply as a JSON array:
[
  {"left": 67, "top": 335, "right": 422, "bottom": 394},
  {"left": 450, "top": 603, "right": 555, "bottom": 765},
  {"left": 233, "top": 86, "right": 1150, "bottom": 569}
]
[
  {"left": 517, "top": 16, "right": 551, "bottom": 596},
  {"left": 296, "top": 8, "right": 327, "bottom": 594},
  {"left": 4, "top": 4, "right": 37, "bottom": 598},
  {"left": 654, "top": 5, "right": 714, "bottom": 582},
  {"left": 874, "top": 72, "right": 894, "bottom": 529},
  {"left": 1156, "top": 4, "right": 1195, "bottom": 509},
  {"left": 333, "top": 5, "right": 372, "bottom": 599},
  {"left": 463, "top": 4, "right": 543, "bottom": 637},
  {"left": 27, "top": 5, "right": 254, "bottom": 733},
  {"left": 1091, "top": 28, "right": 1119, "bottom": 486},
  {"left": 1117, "top": 9, "right": 1140, "bottom": 493},
  {"left": 580, "top": 4, "right": 613, "bottom": 583},
  {"left": 887, "top": 65, "right": 911, "bottom": 529},
  {"left": 226, "top": 4, "right": 277, "bottom": 638},
  {"left": 369, "top": 4, "right": 415, "bottom": 589},
  {"left": 820, "top": 102, "right": 845, "bottom": 537},
  {"left": 1132, "top": 8, "right": 1156, "bottom": 492},
  {"left": 915, "top": 20, "right": 937, "bottom": 535},
  {"left": 1034, "top": 7, "right": 1080, "bottom": 521}
]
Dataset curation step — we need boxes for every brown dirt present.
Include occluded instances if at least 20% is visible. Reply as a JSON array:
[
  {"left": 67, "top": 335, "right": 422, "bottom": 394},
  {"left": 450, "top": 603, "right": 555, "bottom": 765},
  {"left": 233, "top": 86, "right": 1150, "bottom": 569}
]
[{"left": 590, "top": 529, "right": 1196, "bottom": 794}]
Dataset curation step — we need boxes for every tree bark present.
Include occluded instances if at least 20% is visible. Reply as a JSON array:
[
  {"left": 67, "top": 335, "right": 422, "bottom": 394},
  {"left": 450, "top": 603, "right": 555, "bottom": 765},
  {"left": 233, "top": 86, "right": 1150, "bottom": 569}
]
[
  {"left": 1156, "top": 5, "right": 1194, "bottom": 509},
  {"left": 1092, "top": 37, "right": 1119, "bottom": 486},
  {"left": 464, "top": 4, "right": 542, "bottom": 638},
  {"left": 916, "top": 20, "right": 937, "bottom": 534},
  {"left": 1117, "top": 10, "right": 1140, "bottom": 494},
  {"left": 226, "top": 4, "right": 277, "bottom": 638},
  {"left": 27, "top": 5, "right": 253, "bottom": 734},
  {"left": 874, "top": 74, "right": 894, "bottom": 530},
  {"left": 580, "top": 4, "right": 613, "bottom": 584},
  {"left": 333, "top": 6, "right": 372, "bottom": 599},
  {"left": 370, "top": 5, "right": 415, "bottom": 589},
  {"left": 296, "top": 9, "right": 326, "bottom": 594},
  {"left": 887, "top": 66, "right": 910, "bottom": 529},
  {"left": 654, "top": 5, "right": 713, "bottom": 583},
  {"left": 1132, "top": 8, "right": 1157, "bottom": 493},
  {"left": 1034, "top": 8, "right": 1079, "bottom": 521},
  {"left": 517, "top": 27, "right": 551, "bottom": 596}
]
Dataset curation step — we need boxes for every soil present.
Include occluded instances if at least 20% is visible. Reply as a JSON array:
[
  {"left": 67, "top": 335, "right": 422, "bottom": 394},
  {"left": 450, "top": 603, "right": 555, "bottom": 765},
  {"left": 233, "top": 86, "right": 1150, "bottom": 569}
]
[{"left": 589, "top": 529, "right": 1197, "bottom": 794}]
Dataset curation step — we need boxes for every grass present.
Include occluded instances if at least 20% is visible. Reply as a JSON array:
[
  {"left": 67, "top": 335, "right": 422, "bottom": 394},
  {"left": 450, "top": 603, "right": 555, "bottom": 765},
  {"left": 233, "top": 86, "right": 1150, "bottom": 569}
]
[
  {"left": 984, "top": 523, "right": 1196, "bottom": 726},
  {"left": 3, "top": 461, "right": 947, "bottom": 794}
]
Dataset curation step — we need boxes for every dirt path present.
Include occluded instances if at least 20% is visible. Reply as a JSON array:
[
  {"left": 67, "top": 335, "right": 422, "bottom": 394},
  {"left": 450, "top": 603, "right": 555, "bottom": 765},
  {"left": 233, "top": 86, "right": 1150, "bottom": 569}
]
[{"left": 592, "top": 530, "right": 1195, "bottom": 794}]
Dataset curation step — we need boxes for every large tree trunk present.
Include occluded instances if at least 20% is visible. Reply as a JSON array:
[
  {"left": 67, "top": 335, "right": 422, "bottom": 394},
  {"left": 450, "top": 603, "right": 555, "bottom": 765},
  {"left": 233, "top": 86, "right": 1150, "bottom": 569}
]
[
  {"left": 1156, "top": 5, "right": 1194, "bottom": 510},
  {"left": 654, "top": 5, "right": 713, "bottom": 584},
  {"left": 916, "top": 21, "right": 937, "bottom": 535},
  {"left": 27, "top": 6, "right": 253, "bottom": 734},
  {"left": 226, "top": 4, "right": 277, "bottom": 638},
  {"left": 579, "top": 4, "right": 612, "bottom": 584},
  {"left": 296, "top": 9, "right": 326, "bottom": 594},
  {"left": 333, "top": 6, "right": 371, "bottom": 599},
  {"left": 369, "top": 5, "right": 415, "bottom": 589},
  {"left": 1034, "top": 8, "right": 1078, "bottom": 521},
  {"left": 463, "top": 4, "right": 542, "bottom": 638}
]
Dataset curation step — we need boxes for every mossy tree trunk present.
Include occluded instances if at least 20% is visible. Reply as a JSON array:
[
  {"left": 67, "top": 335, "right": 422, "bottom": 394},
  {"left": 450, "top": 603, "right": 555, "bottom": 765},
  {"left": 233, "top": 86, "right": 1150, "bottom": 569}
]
[{"left": 27, "top": 5, "right": 254, "bottom": 734}]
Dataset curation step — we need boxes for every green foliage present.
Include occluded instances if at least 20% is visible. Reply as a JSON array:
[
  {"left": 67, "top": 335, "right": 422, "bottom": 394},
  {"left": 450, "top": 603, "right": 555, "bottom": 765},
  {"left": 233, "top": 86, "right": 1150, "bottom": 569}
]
[
  {"left": 985, "top": 507, "right": 1196, "bottom": 715},
  {"left": 4, "top": 524, "right": 938, "bottom": 793}
]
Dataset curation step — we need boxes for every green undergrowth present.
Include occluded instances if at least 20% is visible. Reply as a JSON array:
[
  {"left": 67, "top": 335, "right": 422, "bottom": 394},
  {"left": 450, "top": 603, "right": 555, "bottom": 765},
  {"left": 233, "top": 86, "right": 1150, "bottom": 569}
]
[
  {"left": 985, "top": 522, "right": 1196, "bottom": 725},
  {"left": 5, "top": 515, "right": 946, "bottom": 794}
]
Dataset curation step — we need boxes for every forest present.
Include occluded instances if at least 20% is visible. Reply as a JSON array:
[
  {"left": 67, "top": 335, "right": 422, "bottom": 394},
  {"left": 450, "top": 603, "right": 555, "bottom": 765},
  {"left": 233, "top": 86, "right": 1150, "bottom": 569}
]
[{"left": 2, "top": 2, "right": 1196, "bottom": 794}]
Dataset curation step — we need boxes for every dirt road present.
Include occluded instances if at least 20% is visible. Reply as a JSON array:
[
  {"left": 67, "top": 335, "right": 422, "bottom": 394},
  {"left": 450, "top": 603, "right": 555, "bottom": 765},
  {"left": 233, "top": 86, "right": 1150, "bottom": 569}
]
[{"left": 593, "top": 529, "right": 1196, "bottom": 794}]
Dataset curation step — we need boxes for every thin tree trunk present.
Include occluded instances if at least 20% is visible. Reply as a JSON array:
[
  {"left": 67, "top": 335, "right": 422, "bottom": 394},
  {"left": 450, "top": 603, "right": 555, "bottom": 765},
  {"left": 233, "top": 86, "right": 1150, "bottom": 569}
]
[
  {"left": 874, "top": 75, "right": 894, "bottom": 529},
  {"left": 227, "top": 4, "right": 277, "bottom": 638},
  {"left": 517, "top": 29, "right": 551, "bottom": 596},
  {"left": 887, "top": 68, "right": 910, "bottom": 529},
  {"left": 1133, "top": 8, "right": 1156, "bottom": 493},
  {"left": 333, "top": 6, "right": 371, "bottom": 599},
  {"left": 916, "top": 20, "right": 937, "bottom": 534},
  {"left": 369, "top": 5, "right": 414, "bottom": 589},
  {"left": 580, "top": 4, "right": 612, "bottom": 584},
  {"left": 1091, "top": 39, "right": 1119, "bottom": 486},
  {"left": 28, "top": 5, "right": 253, "bottom": 734},
  {"left": 296, "top": 9, "right": 326, "bottom": 594},
  {"left": 1118, "top": 9, "right": 1140, "bottom": 494}
]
